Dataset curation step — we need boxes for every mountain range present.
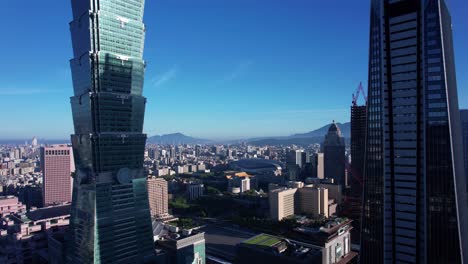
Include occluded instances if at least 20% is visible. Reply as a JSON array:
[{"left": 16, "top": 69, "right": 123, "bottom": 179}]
[
  {"left": 147, "top": 133, "right": 212, "bottom": 145},
  {"left": 147, "top": 122, "right": 350, "bottom": 145},
  {"left": 246, "top": 122, "right": 350, "bottom": 146}
]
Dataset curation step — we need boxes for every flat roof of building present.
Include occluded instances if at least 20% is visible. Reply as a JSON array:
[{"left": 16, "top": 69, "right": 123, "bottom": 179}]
[
  {"left": 27, "top": 204, "right": 70, "bottom": 221},
  {"left": 243, "top": 233, "right": 282, "bottom": 247}
]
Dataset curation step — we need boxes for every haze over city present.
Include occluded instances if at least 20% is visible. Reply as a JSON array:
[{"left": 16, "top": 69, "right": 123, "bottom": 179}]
[{"left": 1, "top": 0, "right": 468, "bottom": 140}]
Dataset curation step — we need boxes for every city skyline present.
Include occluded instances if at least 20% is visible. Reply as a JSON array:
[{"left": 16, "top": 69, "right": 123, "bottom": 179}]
[{"left": 1, "top": 0, "right": 468, "bottom": 140}]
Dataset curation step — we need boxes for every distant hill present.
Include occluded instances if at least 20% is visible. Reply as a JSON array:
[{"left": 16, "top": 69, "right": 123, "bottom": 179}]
[
  {"left": 290, "top": 122, "right": 350, "bottom": 138},
  {"left": 147, "top": 133, "right": 211, "bottom": 145},
  {"left": 248, "top": 122, "right": 350, "bottom": 146}
]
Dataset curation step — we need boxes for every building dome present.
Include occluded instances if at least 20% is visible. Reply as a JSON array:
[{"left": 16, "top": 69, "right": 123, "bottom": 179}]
[
  {"left": 323, "top": 121, "right": 345, "bottom": 146},
  {"left": 230, "top": 159, "right": 282, "bottom": 174},
  {"left": 327, "top": 121, "right": 342, "bottom": 137}
]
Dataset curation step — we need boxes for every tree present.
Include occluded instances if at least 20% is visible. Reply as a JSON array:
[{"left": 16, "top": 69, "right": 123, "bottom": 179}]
[{"left": 206, "top": 186, "right": 221, "bottom": 195}]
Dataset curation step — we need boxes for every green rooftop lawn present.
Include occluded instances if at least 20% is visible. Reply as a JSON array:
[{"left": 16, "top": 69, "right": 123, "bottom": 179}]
[{"left": 244, "top": 234, "right": 282, "bottom": 247}]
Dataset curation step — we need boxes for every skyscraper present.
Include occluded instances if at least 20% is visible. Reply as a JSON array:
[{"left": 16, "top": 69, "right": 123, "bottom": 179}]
[
  {"left": 345, "top": 88, "right": 367, "bottom": 244},
  {"left": 286, "top": 149, "right": 306, "bottom": 181},
  {"left": 361, "top": 1, "right": 468, "bottom": 263},
  {"left": 67, "top": 0, "right": 155, "bottom": 262},
  {"left": 40, "top": 145, "right": 73, "bottom": 207},
  {"left": 350, "top": 89, "right": 366, "bottom": 203},
  {"left": 462, "top": 109, "right": 468, "bottom": 199},
  {"left": 323, "top": 122, "right": 346, "bottom": 187}
]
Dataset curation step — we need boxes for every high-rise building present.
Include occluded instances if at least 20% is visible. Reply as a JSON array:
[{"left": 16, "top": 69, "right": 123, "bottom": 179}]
[
  {"left": 40, "top": 145, "right": 73, "bottom": 207},
  {"left": 147, "top": 177, "right": 169, "bottom": 218},
  {"left": 67, "top": 0, "right": 155, "bottom": 262},
  {"left": 269, "top": 188, "right": 297, "bottom": 221},
  {"left": 316, "top": 153, "right": 324, "bottom": 179},
  {"left": 344, "top": 86, "right": 367, "bottom": 243},
  {"left": 350, "top": 94, "right": 366, "bottom": 201},
  {"left": 361, "top": 1, "right": 468, "bottom": 263},
  {"left": 462, "top": 109, "right": 468, "bottom": 199},
  {"left": 286, "top": 150, "right": 306, "bottom": 181},
  {"left": 322, "top": 122, "right": 346, "bottom": 187}
]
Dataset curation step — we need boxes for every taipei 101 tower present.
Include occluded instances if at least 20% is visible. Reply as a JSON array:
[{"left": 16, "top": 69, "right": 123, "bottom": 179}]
[{"left": 67, "top": 0, "right": 155, "bottom": 262}]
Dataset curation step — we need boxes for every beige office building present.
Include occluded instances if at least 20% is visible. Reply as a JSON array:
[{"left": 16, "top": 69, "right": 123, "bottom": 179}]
[
  {"left": 317, "top": 183, "right": 342, "bottom": 205},
  {"left": 269, "top": 188, "right": 297, "bottom": 221},
  {"left": 297, "top": 186, "right": 329, "bottom": 218}
]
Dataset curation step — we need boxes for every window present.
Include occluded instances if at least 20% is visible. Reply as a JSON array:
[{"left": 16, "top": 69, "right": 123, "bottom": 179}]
[
  {"left": 336, "top": 243, "right": 343, "bottom": 260},
  {"left": 345, "top": 236, "right": 349, "bottom": 255}
]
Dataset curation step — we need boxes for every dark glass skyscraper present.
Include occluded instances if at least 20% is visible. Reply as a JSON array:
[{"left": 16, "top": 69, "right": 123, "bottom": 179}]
[
  {"left": 67, "top": 0, "right": 155, "bottom": 262},
  {"left": 350, "top": 104, "right": 366, "bottom": 204},
  {"left": 323, "top": 122, "right": 346, "bottom": 187},
  {"left": 361, "top": 1, "right": 468, "bottom": 263},
  {"left": 462, "top": 109, "right": 468, "bottom": 201}
]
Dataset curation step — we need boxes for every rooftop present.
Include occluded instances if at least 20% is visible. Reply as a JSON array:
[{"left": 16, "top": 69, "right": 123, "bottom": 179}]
[
  {"left": 240, "top": 233, "right": 323, "bottom": 262},
  {"left": 26, "top": 204, "right": 70, "bottom": 221},
  {"left": 244, "top": 234, "right": 282, "bottom": 247}
]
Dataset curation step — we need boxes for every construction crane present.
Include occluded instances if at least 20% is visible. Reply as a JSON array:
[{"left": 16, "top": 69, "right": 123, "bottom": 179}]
[{"left": 352, "top": 82, "right": 368, "bottom": 106}]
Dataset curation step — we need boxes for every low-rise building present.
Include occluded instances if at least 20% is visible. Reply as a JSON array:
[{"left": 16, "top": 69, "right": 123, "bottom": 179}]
[
  {"left": 0, "top": 196, "right": 26, "bottom": 218},
  {"left": 237, "top": 218, "right": 357, "bottom": 264},
  {"left": 154, "top": 224, "right": 206, "bottom": 264},
  {"left": 227, "top": 172, "right": 251, "bottom": 193},
  {"left": 293, "top": 218, "right": 357, "bottom": 263},
  {"left": 0, "top": 204, "right": 70, "bottom": 264},
  {"left": 187, "top": 183, "right": 204, "bottom": 201}
]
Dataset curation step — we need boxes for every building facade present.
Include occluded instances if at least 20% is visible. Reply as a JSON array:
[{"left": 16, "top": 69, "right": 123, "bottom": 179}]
[
  {"left": 237, "top": 221, "right": 357, "bottom": 264},
  {"left": 40, "top": 145, "right": 73, "bottom": 207},
  {"left": 361, "top": 1, "right": 468, "bottom": 263},
  {"left": 147, "top": 177, "right": 169, "bottom": 218},
  {"left": 67, "top": 0, "right": 155, "bottom": 262},
  {"left": 322, "top": 123, "right": 346, "bottom": 187},
  {"left": 187, "top": 183, "right": 204, "bottom": 201},
  {"left": 349, "top": 103, "right": 366, "bottom": 208},
  {"left": 269, "top": 188, "right": 296, "bottom": 221},
  {"left": 297, "top": 186, "right": 329, "bottom": 218},
  {"left": 461, "top": 109, "right": 468, "bottom": 199},
  {"left": 155, "top": 230, "right": 205, "bottom": 264},
  {"left": 0, "top": 196, "right": 26, "bottom": 218}
]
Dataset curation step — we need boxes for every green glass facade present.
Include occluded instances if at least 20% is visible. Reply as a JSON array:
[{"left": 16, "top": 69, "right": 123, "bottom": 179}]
[{"left": 67, "top": 0, "right": 155, "bottom": 263}]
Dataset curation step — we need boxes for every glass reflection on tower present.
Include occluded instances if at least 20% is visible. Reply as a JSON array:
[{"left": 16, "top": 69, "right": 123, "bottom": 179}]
[{"left": 67, "top": 0, "right": 155, "bottom": 263}]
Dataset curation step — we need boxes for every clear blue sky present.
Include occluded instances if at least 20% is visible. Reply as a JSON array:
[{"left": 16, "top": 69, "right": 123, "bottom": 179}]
[{"left": 1, "top": 0, "right": 467, "bottom": 140}]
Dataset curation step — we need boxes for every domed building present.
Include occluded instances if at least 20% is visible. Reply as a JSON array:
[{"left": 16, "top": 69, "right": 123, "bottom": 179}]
[{"left": 322, "top": 121, "right": 346, "bottom": 187}]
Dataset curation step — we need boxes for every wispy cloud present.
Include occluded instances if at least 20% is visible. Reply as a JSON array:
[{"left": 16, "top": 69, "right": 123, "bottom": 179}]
[
  {"left": 151, "top": 66, "right": 178, "bottom": 88},
  {"left": 0, "top": 88, "right": 61, "bottom": 96},
  {"left": 213, "top": 60, "right": 253, "bottom": 87}
]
